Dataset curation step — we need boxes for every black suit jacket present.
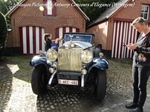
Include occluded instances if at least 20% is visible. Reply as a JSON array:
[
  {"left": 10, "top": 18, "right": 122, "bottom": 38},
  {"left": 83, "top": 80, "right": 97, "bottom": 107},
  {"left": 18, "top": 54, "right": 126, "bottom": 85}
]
[{"left": 133, "top": 32, "right": 150, "bottom": 66}]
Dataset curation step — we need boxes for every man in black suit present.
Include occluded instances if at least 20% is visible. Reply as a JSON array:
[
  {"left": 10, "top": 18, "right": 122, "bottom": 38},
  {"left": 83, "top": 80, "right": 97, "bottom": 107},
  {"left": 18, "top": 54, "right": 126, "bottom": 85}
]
[{"left": 125, "top": 17, "right": 150, "bottom": 112}]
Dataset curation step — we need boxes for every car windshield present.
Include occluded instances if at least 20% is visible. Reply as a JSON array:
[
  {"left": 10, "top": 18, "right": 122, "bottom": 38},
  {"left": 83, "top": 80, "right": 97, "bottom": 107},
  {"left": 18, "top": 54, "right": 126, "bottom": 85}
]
[{"left": 64, "top": 34, "right": 93, "bottom": 43}]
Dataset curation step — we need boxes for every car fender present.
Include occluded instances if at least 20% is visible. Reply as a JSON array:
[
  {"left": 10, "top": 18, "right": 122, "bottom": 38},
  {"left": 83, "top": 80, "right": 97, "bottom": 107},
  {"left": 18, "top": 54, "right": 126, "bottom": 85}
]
[
  {"left": 30, "top": 55, "right": 50, "bottom": 67},
  {"left": 30, "top": 55, "right": 52, "bottom": 76},
  {"left": 88, "top": 58, "right": 108, "bottom": 73}
]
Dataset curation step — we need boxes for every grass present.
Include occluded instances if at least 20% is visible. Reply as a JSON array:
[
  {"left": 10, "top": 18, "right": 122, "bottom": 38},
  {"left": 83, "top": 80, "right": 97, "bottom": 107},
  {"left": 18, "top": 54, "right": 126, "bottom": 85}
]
[{"left": 0, "top": 55, "right": 33, "bottom": 83}]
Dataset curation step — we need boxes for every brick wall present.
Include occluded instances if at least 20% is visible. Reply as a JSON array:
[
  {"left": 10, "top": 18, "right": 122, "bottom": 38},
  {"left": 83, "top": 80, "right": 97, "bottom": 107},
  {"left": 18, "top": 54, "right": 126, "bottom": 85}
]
[
  {"left": 6, "top": 0, "right": 87, "bottom": 47},
  {"left": 107, "top": 0, "right": 150, "bottom": 50},
  {"left": 87, "top": 0, "right": 150, "bottom": 51}
]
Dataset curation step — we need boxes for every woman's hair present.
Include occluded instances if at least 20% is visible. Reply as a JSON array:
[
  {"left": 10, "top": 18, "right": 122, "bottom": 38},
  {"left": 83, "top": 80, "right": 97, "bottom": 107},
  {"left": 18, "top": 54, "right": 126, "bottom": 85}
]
[
  {"left": 43, "top": 33, "right": 52, "bottom": 42},
  {"left": 131, "top": 17, "right": 148, "bottom": 26}
]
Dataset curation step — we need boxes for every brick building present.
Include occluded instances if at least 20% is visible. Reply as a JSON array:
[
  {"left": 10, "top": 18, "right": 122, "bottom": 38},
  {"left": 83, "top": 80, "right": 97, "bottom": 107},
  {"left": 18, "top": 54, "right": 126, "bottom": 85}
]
[
  {"left": 87, "top": 0, "right": 150, "bottom": 58},
  {"left": 6, "top": 0, "right": 89, "bottom": 55}
]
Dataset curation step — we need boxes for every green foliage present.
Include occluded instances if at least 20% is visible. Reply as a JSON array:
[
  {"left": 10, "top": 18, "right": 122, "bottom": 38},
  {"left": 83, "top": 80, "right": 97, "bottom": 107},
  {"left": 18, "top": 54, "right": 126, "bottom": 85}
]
[
  {"left": 0, "top": 0, "right": 20, "bottom": 30},
  {"left": 0, "top": 12, "right": 7, "bottom": 55},
  {"left": 0, "top": 0, "right": 8, "bottom": 14},
  {"left": 0, "top": 0, "right": 20, "bottom": 14},
  {"left": 74, "top": 0, "right": 120, "bottom": 26}
]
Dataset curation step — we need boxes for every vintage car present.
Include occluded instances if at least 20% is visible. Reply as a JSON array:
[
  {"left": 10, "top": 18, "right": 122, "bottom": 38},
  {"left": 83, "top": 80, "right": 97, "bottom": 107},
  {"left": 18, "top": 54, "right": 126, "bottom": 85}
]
[{"left": 30, "top": 32, "right": 108, "bottom": 101}]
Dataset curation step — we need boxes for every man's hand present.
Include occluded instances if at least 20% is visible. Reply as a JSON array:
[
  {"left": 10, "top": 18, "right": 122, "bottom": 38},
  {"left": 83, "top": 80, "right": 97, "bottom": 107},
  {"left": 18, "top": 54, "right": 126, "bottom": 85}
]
[{"left": 126, "top": 43, "right": 137, "bottom": 50}]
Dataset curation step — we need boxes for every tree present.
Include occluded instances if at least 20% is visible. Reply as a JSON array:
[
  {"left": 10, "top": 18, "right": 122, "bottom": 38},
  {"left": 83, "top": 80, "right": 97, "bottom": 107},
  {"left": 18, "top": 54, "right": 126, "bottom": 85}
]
[
  {"left": 0, "top": 12, "right": 7, "bottom": 56},
  {"left": 74, "top": 0, "right": 119, "bottom": 25},
  {"left": 0, "top": 0, "right": 21, "bottom": 56},
  {"left": 0, "top": 0, "right": 20, "bottom": 14},
  {"left": 0, "top": 0, "right": 21, "bottom": 30}
]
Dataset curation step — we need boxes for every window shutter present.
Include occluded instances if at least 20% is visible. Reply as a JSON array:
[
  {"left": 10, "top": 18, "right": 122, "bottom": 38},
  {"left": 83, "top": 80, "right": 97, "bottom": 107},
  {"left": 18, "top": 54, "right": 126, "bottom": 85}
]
[{"left": 43, "top": 0, "right": 56, "bottom": 16}]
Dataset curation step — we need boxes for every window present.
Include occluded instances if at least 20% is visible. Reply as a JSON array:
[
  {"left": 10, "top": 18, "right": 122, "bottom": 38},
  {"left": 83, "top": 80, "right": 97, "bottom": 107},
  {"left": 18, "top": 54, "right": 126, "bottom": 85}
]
[
  {"left": 141, "top": 5, "right": 149, "bottom": 20},
  {"left": 43, "top": 0, "right": 56, "bottom": 16},
  {"left": 56, "top": 27, "right": 79, "bottom": 46}
]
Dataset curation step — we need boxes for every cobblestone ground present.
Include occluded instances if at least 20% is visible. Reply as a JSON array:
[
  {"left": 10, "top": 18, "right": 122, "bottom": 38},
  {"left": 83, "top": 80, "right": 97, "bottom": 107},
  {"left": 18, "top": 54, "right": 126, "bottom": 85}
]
[{"left": 0, "top": 56, "right": 150, "bottom": 112}]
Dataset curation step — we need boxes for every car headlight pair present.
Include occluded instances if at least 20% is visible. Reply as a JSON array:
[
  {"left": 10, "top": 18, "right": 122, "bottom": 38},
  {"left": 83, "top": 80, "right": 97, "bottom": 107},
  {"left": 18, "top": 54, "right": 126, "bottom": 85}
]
[{"left": 46, "top": 49, "right": 93, "bottom": 63}]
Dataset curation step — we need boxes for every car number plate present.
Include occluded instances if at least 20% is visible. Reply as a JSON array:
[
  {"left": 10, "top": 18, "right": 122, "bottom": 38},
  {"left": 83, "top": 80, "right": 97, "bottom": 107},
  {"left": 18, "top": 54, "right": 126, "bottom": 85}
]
[{"left": 58, "top": 79, "right": 78, "bottom": 85}]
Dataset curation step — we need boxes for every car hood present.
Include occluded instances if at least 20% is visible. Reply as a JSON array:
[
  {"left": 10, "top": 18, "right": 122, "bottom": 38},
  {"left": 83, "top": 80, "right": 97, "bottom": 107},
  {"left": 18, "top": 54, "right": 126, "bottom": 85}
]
[{"left": 63, "top": 41, "right": 92, "bottom": 49}]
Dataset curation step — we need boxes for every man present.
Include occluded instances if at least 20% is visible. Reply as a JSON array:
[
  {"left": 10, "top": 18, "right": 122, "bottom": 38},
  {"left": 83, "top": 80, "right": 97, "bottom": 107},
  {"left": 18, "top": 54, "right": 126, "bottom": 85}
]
[{"left": 126, "top": 17, "right": 150, "bottom": 112}]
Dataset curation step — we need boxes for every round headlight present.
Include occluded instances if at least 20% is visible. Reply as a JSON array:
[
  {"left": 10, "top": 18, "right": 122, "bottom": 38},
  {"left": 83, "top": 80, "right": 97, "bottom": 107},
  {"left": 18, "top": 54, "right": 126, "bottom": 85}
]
[
  {"left": 81, "top": 50, "right": 93, "bottom": 63},
  {"left": 46, "top": 49, "right": 58, "bottom": 61}
]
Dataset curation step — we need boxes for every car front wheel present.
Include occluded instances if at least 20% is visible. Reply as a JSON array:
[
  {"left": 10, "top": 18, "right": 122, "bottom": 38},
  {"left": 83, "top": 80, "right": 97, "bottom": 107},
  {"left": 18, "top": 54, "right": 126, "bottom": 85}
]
[
  {"left": 31, "top": 64, "right": 48, "bottom": 95},
  {"left": 94, "top": 70, "right": 107, "bottom": 101}
]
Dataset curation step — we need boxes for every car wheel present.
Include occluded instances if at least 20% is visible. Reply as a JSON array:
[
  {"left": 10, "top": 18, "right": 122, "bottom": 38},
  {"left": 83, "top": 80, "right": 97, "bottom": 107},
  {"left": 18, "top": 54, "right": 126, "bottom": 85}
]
[
  {"left": 31, "top": 64, "right": 48, "bottom": 95},
  {"left": 94, "top": 69, "right": 106, "bottom": 101},
  {"left": 94, "top": 44, "right": 102, "bottom": 57}
]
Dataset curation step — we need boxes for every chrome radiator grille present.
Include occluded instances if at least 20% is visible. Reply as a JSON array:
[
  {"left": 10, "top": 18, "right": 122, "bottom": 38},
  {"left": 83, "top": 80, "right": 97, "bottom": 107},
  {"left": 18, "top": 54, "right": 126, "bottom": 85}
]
[{"left": 58, "top": 48, "right": 82, "bottom": 71}]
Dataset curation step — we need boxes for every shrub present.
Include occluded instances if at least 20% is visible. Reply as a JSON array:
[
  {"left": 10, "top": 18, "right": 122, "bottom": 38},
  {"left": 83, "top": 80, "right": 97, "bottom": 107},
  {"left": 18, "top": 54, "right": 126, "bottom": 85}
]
[{"left": 0, "top": 12, "right": 7, "bottom": 56}]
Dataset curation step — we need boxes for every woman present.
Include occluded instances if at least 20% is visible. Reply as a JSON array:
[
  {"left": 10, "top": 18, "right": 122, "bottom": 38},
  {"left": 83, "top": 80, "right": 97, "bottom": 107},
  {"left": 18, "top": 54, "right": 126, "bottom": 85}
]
[
  {"left": 51, "top": 38, "right": 62, "bottom": 50},
  {"left": 44, "top": 33, "right": 52, "bottom": 51},
  {"left": 125, "top": 17, "right": 150, "bottom": 112},
  {"left": 39, "top": 33, "right": 52, "bottom": 55},
  {"left": 39, "top": 34, "right": 62, "bottom": 55}
]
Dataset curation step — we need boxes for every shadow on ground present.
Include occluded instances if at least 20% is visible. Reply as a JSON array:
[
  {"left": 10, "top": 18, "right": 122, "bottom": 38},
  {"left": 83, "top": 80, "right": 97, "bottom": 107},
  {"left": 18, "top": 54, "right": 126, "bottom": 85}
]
[{"left": 0, "top": 58, "right": 13, "bottom": 112}]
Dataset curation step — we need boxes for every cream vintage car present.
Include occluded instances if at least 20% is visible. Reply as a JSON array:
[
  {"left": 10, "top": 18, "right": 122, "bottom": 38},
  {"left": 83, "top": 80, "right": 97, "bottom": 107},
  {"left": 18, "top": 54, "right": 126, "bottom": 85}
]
[{"left": 30, "top": 32, "right": 108, "bottom": 101}]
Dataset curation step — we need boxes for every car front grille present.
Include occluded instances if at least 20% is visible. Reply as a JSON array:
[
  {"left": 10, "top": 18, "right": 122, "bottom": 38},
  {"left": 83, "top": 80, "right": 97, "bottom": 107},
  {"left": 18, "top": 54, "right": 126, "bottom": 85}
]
[{"left": 58, "top": 48, "right": 82, "bottom": 72}]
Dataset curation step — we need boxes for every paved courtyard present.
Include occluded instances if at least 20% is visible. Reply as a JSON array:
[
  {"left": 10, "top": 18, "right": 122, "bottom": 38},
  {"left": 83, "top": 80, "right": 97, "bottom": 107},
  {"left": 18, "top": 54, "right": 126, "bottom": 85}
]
[{"left": 0, "top": 56, "right": 150, "bottom": 112}]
